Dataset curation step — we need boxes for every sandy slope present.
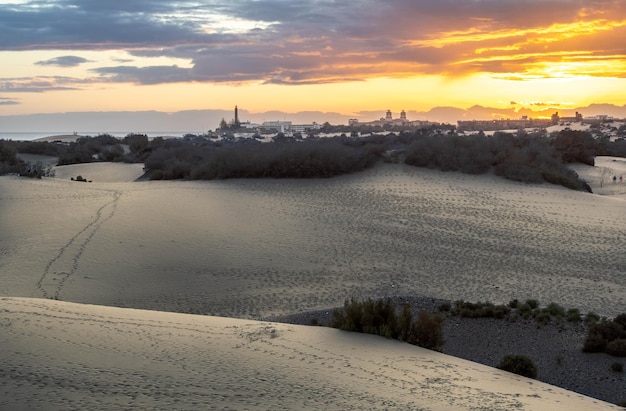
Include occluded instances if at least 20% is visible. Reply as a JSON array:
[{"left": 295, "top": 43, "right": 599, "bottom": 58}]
[
  {"left": 53, "top": 162, "right": 146, "bottom": 183},
  {"left": 0, "top": 297, "right": 619, "bottom": 410},
  {"left": 571, "top": 156, "right": 626, "bottom": 198},
  {"left": 1, "top": 160, "right": 625, "bottom": 409},
  {"left": 1, "top": 161, "right": 624, "bottom": 318}
]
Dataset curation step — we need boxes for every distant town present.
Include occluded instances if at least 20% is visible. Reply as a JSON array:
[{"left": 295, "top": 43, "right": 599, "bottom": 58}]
[
  {"left": 217, "top": 106, "right": 625, "bottom": 136},
  {"left": 3, "top": 105, "right": 625, "bottom": 193}
]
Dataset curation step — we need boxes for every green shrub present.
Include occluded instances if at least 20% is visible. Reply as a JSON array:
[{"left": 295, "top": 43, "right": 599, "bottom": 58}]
[
  {"left": 582, "top": 332, "right": 608, "bottom": 353},
  {"left": 594, "top": 321, "right": 625, "bottom": 341},
  {"left": 412, "top": 311, "right": 445, "bottom": 352},
  {"left": 397, "top": 304, "right": 414, "bottom": 342},
  {"left": 517, "top": 303, "right": 532, "bottom": 317},
  {"left": 330, "top": 298, "right": 444, "bottom": 351},
  {"left": 497, "top": 354, "right": 538, "bottom": 379},
  {"left": 525, "top": 299, "right": 539, "bottom": 309},
  {"left": 552, "top": 129, "right": 597, "bottom": 165},
  {"left": 583, "top": 320, "right": 626, "bottom": 354},
  {"left": 438, "top": 302, "right": 451, "bottom": 312},
  {"left": 493, "top": 304, "right": 510, "bottom": 319},
  {"left": 585, "top": 312, "right": 601, "bottom": 326},
  {"left": 534, "top": 311, "right": 551, "bottom": 325},
  {"left": 508, "top": 299, "right": 519, "bottom": 309},
  {"left": 614, "top": 313, "right": 626, "bottom": 329},
  {"left": 146, "top": 138, "right": 380, "bottom": 180},
  {"left": 611, "top": 362, "right": 624, "bottom": 373},
  {"left": 459, "top": 307, "right": 475, "bottom": 318},
  {"left": 497, "top": 163, "right": 543, "bottom": 183},
  {"left": 479, "top": 303, "right": 496, "bottom": 318},
  {"left": 545, "top": 302, "right": 566, "bottom": 317},
  {"left": 566, "top": 308, "right": 582, "bottom": 323},
  {"left": 606, "top": 339, "right": 626, "bottom": 357},
  {"left": 151, "top": 169, "right": 165, "bottom": 180},
  {"left": 451, "top": 300, "right": 510, "bottom": 319}
]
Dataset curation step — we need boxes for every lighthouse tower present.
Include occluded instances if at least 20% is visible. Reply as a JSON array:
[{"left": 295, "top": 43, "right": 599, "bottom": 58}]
[{"left": 234, "top": 105, "right": 240, "bottom": 127}]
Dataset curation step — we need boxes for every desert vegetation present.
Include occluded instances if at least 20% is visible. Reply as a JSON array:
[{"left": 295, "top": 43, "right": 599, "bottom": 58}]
[
  {"left": 497, "top": 354, "right": 538, "bottom": 379},
  {"left": 56, "top": 133, "right": 151, "bottom": 164},
  {"left": 445, "top": 299, "right": 584, "bottom": 326},
  {"left": 0, "top": 140, "right": 23, "bottom": 174},
  {"left": 70, "top": 175, "right": 91, "bottom": 183},
  {"left": 403, "top": 131, "right": 593, "bottom": 191},
  {"left": 0, "top": 140, "right": 55, "bottom": 178},
  {"left": 145, "top": 138, "right": 382, "bottom": 180},
  {"left": 582, "top": 313, "right": 626, "bottom": 357},
  {"left": 140, "top": 130, "right": 601, "bottom": 191},
  {"left": 2, "top": 127, "right": 625, "bottom": 191},
  {"left": 1, "top": 133, "right": 151, "bottom": 167},
  {"left": 330, "top": 298, "right": 445, "bottom": 351}
]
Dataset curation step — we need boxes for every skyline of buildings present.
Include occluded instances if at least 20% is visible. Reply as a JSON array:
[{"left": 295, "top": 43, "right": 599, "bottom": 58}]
[
  {"left": 224, "top": 106, "right": 623, "bottom": 134},
  {"left": 2, "top": 103, "right": 626, "bottom": 136}
]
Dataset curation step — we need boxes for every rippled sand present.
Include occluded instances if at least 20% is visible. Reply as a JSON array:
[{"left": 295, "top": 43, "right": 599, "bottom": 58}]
[
  {"left": 1, "top": 160, "right": 624, "bottom": 409},
  {"left": 1, "top": 161, "right": 625, "bottom": 318},
  {"left": 1, "top": 297, "right": 620, "bottom": 410}
]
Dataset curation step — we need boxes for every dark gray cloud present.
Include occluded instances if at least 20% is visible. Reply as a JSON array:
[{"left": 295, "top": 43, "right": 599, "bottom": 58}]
[
  {"left": 91, "top": 65, "right": 192, "bottom": 84},
  {"left": 0, "top": 97, "right": 20, "bottom": 105},
  {"left": 0, "top": 76, "right": 91, "bottom": 92},
  {"left": 35, "top": 55, "right": 91, "bottom": 67},
  {"left": 2, "top": 0, "right": 625, "bottom": 86},
  {"left": 0, "top": 0, "right": 209, "bottom": 50}
]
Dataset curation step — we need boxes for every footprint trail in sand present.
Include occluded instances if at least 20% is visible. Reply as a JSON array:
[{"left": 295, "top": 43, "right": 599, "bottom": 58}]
[{"left": 36, "top": 189, "right": 122, "bottom": 300}]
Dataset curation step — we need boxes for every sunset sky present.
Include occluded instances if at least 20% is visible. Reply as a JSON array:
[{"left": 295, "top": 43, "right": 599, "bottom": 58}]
[{"left": 1, "top": 0, "right": 626, "bottom": 123}]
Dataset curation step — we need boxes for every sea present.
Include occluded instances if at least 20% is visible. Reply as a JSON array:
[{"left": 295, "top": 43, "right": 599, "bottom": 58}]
[{"left": 0, "top": 131, "right": 195, "bottom": 141}]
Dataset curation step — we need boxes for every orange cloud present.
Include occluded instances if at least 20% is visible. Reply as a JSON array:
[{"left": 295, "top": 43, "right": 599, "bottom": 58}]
[
  {"left": 401, "top": 17, "right": 626, "bottom": 80},
  {"left": 3, "top": 0, "right": 626, "bottom": 88}
]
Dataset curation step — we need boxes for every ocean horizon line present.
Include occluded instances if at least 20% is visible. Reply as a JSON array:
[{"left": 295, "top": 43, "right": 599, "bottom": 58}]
[{"left": 0, "top": 131, "right": 203, "bottom": 141}]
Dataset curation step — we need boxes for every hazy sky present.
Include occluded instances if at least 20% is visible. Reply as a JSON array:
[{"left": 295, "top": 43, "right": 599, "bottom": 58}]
[{"left": 1, "top": 0, "right": 626, "bottom": 118}]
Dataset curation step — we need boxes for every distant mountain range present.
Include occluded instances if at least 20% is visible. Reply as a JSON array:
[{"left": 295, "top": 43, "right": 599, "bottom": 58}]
[{"left": 1, "top": 104, "right": 625, "bottom": 133}]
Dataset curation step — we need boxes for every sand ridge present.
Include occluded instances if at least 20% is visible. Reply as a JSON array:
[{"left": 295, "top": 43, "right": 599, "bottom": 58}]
[{"left": 0, "top": 297, "right": 620, "bottom": 410}]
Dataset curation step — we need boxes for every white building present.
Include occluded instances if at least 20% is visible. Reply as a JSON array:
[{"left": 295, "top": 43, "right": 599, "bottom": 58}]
[
  {"left": 291, "top": 122, "right": 321, "bottom": 133},
  {"left": 262, "top": 121, "right": 292, "bottom": 132}
]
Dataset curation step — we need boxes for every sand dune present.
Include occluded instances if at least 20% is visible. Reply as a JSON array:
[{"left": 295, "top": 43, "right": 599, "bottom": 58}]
[
  {"left": 1, "top": 160, "right": 625, "bottom": 409},
  {"left": 4, "top": 161, "right": 624, "bottom": 318},
  {"left": 1, "top": 162, "right": 624, "bottom": 317},
  {"left": 0, "top": 297, "right": 619, "bottom": 410},
  {"left": 571, "top": 156, "right": 626, "bottom": 198},
  {"left": 53, "top": 162, "right": 146, "bottom": 183}
]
